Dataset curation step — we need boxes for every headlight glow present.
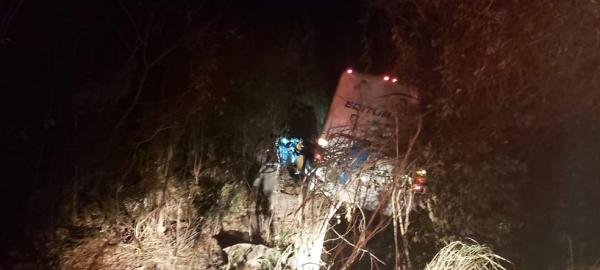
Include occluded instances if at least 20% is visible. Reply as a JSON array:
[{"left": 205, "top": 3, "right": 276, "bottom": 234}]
[{"left": 317, "top": 138, "right": 329, "bottom": 147}]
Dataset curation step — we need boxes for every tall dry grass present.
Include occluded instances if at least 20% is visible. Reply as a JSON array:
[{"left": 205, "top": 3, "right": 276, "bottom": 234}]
[
  {"left": 58, "top": 180, "right": 223, "bottom": 269},
  {"left": 424, "top": 240, "right": 509, "bottom": 270}
]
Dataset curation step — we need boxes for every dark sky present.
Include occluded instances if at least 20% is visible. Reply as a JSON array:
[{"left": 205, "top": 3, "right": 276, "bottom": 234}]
[
  {"left": 2, "top": 0, "right": 368, "bottom": 123},
  {"left": 1, "top": 0, "right": 383, "bottom": 154}
]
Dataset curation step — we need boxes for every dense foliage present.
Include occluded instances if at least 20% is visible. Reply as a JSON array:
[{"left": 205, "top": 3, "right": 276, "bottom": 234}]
[
  {"left": 370, "top": 0, "right": 600, "bottom": 268},
  {"left": 3, "top": 1, "right": 341, "bottom": 268}
]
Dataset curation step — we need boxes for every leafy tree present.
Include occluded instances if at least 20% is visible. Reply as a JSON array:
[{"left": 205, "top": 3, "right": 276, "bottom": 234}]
[{"left": 366, "top": 0, "right": 600, "bottom": 268}]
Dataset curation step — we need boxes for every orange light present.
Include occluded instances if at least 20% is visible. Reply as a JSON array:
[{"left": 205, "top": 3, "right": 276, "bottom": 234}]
[
  {"left": 346, "top": 69, "right": 353, "bottom": 74},
  {"left": 383, "top": 76, "right": 390, "bottom": 81}
]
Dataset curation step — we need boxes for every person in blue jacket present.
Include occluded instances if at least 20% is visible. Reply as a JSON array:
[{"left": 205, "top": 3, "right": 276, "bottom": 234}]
[{"left": 276, "top": 135, "right": 305, "bottom": 178}]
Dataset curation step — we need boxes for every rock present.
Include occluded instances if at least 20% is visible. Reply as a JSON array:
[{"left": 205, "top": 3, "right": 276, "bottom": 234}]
[
  {"left": 253, "top": 163, "right": 280, "bottom": 208},
  {"left": 222, "top": 243, "right": 283, "bottom": 270}
]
